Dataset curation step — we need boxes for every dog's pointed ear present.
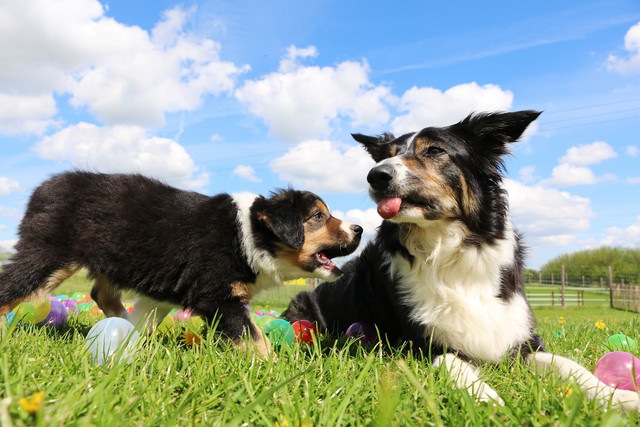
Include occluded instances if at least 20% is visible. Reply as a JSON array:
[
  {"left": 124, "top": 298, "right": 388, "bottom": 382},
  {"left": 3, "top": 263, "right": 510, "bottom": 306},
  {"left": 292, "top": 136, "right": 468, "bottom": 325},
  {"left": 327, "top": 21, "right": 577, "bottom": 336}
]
[
  {"left": 256, "top": 196, "right": 305, "bottom": 250},
  {"left": 459, "top": 110, "right": 542, "bottom": 145},
  {"left": 352, "top": 132, "right": 399, "bottom": 162}
]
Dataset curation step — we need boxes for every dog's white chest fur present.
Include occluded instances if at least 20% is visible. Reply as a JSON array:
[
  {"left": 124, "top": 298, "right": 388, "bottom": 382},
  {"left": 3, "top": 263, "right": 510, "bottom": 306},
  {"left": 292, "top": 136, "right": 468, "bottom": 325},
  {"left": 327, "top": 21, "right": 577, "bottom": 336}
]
[{"left": 390, "top": 220, "right": 532, "bottom": 362}]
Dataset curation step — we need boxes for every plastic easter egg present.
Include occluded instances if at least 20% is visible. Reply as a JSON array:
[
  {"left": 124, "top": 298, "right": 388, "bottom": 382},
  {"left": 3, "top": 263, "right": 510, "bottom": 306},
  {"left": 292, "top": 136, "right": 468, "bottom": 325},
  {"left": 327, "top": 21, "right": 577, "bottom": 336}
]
[
  {"left": 186, "top": 315, "right": 205, "bottom": 332},
  {"left": 594, "top": 351, "right": 640, "bottom": 391},
  {"left": 292, "top": 320, "right": 317, "bottom": 344},
  {"left": 40, "top": 299, "right": 68, "bottom": 326},
  {"left": 14, "top": 298, "right": 51, "bottom": 324},
  {"left": 124, "top": 302, "right": 135, "bottom": 315},
  {"left": 63, "top": 299, "right": 78, "bottom": 315},
  {"left": 174, "top": 309, "right": 192, "bottom": 323},
  {"left": 606, "top": 334, "right": 637, "bottom": 352},
  {"left": 55, "top": 294, "right": 70, "bottom": 301},
  {"left": 255, "top": 315, "right": 274, "bottom": 330},
  {"left": 346, "top": 322, "right": 377, "bottom": 344},
  {"left": 71, "top": 291, "right": 90, "bottom": 301},
  {"left": 263, "top": 319, "right": 295, "bottom": 348},
  {"left": 85, "top": 317, "right": 140, "bottom": 365},
  {"left": 5, "top": 312, "right": 15, "bottom": 325},
  {"left": 158, "top": 314, "right": 177, "bottom": 334},
  {"left": 90, "top": 304, "right": 104, "bottom": 317}
]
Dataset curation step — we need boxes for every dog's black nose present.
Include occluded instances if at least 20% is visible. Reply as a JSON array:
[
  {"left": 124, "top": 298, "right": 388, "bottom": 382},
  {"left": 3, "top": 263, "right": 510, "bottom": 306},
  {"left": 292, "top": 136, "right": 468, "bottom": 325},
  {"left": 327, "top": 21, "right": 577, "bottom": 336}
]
[
  {"left": 351, "top": 224, "right": 363, "bottom": 235},
  {"left": 367, "top": 164, "right": 395, "bottom": 191}
]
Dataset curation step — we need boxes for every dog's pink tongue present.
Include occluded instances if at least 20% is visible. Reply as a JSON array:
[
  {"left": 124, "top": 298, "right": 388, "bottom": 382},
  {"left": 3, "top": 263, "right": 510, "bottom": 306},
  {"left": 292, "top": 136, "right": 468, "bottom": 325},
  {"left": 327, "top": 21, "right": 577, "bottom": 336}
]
[{"left": 377, "top": 197, "right": 402, "bottom": 219}]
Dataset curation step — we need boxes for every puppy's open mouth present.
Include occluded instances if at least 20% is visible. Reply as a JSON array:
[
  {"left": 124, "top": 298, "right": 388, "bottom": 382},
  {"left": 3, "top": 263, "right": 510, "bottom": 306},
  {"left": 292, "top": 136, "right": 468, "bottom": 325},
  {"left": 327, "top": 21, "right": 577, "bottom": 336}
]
[{"left": 314, "top": 251, "right": 341, "bottom": 274}]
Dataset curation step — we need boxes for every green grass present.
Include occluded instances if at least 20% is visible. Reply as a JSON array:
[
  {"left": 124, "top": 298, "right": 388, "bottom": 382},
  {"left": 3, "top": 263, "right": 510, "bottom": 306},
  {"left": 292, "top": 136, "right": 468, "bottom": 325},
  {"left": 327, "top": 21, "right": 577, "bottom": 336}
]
[{"left": 1, "top": 274, "right": 640, "bottom": 425}]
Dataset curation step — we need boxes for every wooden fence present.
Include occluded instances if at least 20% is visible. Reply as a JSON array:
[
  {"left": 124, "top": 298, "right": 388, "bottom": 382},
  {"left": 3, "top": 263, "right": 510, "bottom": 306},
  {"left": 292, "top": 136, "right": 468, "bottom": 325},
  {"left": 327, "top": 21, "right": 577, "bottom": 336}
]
[
  {"left": 525, "top": 286, "right": 610, "bottom": 307},
  {"left": 611, "top": 283, "right": 640, "bottom": 312}
]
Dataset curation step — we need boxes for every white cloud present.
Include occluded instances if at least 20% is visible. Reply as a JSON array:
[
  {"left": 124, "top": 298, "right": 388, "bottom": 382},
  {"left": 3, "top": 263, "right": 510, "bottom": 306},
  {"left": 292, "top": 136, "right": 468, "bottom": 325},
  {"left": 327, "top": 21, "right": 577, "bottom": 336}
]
[
  {"left": 391, "top": 82, "right": 513, "bottom": 135},
  {"left": 518, "top": 166, "right": 536, "bottom": 184},
  {"left": 233, "top": 165, "right": 261, "bottom": 182},
  {"left": 0, "top": 93, "right": 58, "bottom": 135},
  {"left": 541, "top": 141, "right": 617, "bottom": 187},
  {"left": 627, "top": 145, "right": 639, "bottom": 157},
  {"left": 505, "top": 179, "right": 593, "bottom": 246},
  {"left": 627, "top": 177, "right": 640, "bottom": 184},
  {"left": 607, "top": 21, "right": 640, "bottom": 74},
  {"left": 542, "top": 164, "right": 598, "bottom": 187},
  {"left": 35, "top": 122, "right": 208, "bottom": 189},
  {"left": 271, "top": 139, "right": 375, "bottom": 193},
  {"left": 235, "top": 45, "right": 392, "bottom": 143},
  {"left": 602, "top": 216, "right": 640, "bottom": 247},
  {"left": 560, "top": 141, "right": 617, "bottom": 166},
  {"left": 0, "top": 240, "right": 17, "bottom": 252},
  {"left": 0, "top": 1, "right": 247, "bottom": 132},
  {"left": 0, "top": 177, "right": 20, "bottom": 196}
]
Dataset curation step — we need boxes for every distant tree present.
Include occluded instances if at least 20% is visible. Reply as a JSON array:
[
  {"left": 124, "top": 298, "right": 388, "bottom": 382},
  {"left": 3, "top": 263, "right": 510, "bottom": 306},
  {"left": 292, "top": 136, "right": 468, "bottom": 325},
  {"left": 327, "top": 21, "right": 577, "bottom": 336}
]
[{"left": 540, "top": 247, "right": 640, "bottom": 286}]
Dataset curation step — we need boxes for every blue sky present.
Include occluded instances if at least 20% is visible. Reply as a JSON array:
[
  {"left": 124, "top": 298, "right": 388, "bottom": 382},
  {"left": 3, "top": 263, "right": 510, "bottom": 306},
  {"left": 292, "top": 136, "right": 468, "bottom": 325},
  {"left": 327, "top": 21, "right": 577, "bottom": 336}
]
[{"left": 1, "top": 0, "right": 640, "bottom": 269}]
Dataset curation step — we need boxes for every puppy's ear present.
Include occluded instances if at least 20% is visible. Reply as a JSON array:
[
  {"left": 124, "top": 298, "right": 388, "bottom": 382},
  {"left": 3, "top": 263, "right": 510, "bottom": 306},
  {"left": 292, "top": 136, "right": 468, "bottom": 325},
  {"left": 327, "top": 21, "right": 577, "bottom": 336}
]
[
  {"left": 458, "top": 110, "right": 542, "bottom": 146},
  {"left": 258, "top": 201, "right": 305, "bottom": 250},
  {"left": 352, "top": 132, "right": 400, "bottom": 162}
]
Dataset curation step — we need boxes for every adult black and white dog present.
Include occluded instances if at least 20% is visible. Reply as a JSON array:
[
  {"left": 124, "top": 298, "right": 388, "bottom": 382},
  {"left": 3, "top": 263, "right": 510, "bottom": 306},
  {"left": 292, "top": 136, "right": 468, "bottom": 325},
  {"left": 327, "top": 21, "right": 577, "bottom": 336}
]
[
  {"left": 0, "top": 171, "right": 362, "bottom": 357},
  {"left": 284, "top": 111, "right": 640, "bottom": 411}
]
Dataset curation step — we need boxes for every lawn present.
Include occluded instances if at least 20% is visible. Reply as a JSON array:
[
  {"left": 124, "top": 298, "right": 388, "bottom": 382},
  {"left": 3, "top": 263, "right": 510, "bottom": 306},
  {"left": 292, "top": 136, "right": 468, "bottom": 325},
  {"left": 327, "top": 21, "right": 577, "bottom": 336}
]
[{"left": 1, "top": 272, "right": 639, "bottom": 426}]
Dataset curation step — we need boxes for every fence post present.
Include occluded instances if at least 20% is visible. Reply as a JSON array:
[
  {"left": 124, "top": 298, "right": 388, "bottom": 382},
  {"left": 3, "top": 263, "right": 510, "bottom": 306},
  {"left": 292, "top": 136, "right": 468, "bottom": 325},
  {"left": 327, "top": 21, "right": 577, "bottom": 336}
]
[
  {"left": 561, "top": 265, "right": 566, "bottom": 307},
  {"left": 608, "top": 266, "right": 613, "bottom": 309}
]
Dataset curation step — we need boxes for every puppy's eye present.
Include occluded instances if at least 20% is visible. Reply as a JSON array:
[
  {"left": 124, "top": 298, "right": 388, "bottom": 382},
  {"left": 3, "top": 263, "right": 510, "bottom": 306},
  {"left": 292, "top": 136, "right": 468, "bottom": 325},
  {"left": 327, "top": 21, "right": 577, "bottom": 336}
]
[
  {"left": 424, "top": 146, "right": 445, "bottom": 157},
  {"left": 312, "top": 211, "right": 324, "bottom": 221}
]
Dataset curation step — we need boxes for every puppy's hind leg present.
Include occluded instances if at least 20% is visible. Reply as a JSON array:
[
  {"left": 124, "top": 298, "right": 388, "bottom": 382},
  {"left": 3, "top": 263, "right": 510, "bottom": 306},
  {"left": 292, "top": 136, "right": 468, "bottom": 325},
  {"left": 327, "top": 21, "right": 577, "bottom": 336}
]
[
  {"left": 90, "top": 273, "right": 128, "bottom": 319},
  {"left": 528, "top": 352, "right": 640, "bottom": 412},
  {"left": 433, "top": 353, "right": 505, "bottom": 405}
]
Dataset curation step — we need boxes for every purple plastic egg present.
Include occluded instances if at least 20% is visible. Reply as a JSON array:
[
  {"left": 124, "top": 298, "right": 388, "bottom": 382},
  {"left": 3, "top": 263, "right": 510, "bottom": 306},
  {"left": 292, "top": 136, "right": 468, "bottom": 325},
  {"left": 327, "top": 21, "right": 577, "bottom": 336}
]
[
  {"left": 346, "top": 322, "right": 377, "bottom": 344},
  {"left": 40, "top": 299, "right": 68, "bottom": 326}
]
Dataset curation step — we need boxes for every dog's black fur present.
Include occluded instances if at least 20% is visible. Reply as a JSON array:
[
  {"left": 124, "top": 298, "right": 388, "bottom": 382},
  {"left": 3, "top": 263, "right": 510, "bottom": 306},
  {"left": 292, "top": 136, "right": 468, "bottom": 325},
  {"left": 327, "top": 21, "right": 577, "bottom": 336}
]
[
  {"left": 0, "top": 171, "right": 362, "bottom": 355},
  {"left": 283, "top": 111, "right": 543, "bottom": 358},
  {"left": 282, "top": 111, "right": 640, "bottom": 410}
]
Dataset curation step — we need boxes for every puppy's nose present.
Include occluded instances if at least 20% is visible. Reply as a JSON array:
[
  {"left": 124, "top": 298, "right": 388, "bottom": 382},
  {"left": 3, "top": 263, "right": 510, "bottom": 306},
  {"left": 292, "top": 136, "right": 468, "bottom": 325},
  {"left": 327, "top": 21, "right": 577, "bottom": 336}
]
[
  {"left": 367, "top": 164, "right": 395, "bottom": 191},
  {"left": 351, "top": 224, "right": 363, "bottom": 236}
]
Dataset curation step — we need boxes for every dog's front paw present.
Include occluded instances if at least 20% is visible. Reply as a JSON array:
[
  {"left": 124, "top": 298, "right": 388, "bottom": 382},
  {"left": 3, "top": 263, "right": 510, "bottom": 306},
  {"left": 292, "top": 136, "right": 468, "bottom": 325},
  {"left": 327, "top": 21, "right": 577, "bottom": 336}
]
[
  {"left": 610, "top": 389, "right": 640, "bottom": 412},
  {"left": 468, "top": 381, "right": 505, "bottom": 406}
]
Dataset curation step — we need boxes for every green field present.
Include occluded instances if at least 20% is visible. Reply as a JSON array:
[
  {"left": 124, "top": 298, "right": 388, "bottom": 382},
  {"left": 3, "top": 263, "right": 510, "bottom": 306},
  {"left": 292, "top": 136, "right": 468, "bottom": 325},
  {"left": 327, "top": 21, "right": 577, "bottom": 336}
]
[{"left": 1, "top": 272, "right": 639, "bottom": 425}]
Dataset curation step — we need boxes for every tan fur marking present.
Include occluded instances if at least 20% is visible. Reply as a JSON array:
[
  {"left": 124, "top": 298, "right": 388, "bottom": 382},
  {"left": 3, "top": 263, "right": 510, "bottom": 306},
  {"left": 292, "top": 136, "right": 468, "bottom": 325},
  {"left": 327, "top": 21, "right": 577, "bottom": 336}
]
[
  {"left": 1, "top": 264, "right": 80, "bottom": 318},
  {"left": 230, "top": 281, "right": 255, "bottom": 304},
  {"left": 404, "top": 143, "right": 461, "bottom": 218},
  {"left": 235, "top": 317, "right": 274, "bottom": 360},
  {"left": 459, "top": 174, "right": 478, "bottom": 216},
  {"left": 91, "top": 274, "right": 126, "bottom": 317},
  {"left": 42, "top": 264, "right": 81, "bottom": 296}
]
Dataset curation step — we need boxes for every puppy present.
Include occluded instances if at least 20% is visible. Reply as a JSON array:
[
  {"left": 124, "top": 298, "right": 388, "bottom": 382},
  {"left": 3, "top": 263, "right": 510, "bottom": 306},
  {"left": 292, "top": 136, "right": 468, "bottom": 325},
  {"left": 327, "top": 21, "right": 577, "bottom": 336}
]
[
  {"left": 284, "top": 111, "right": 640, "bottom": 411},
  {"left": 0, "top": 171, "right": 362, "bottom": 357}
]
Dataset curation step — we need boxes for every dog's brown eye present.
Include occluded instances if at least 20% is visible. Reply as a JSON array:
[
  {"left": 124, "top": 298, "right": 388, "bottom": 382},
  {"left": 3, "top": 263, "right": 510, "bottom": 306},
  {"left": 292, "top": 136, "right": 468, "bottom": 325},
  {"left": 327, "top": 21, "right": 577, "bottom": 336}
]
[
  {"left": 312, "top": 211, "right": 324, "bottom": 221},
  {"left": 424, "top": 146, "right": 445, "bottom": 157}
]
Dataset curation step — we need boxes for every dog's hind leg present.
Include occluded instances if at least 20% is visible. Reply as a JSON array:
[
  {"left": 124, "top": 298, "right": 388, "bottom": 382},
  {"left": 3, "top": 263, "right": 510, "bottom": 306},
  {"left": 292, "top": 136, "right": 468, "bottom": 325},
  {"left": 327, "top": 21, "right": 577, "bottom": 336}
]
[
  {"left": 0, "top": 253, "right": 79, "bottom": 317},
  {"left": 528, "top": 352, "right": 640, "bottom": 412},
  {"left": 90, "top": 273, "right": 128, "bottom": 319},
  {"left": 433, "top": 353, "right": 505, "bottom": 405}
]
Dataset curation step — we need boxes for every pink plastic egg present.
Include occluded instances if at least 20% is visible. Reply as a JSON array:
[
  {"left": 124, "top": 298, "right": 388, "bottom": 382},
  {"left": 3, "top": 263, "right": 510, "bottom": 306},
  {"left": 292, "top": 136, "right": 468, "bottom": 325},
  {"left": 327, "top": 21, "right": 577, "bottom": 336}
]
[{"left": 594, "top": 351, "right": 640, "bottom": 391}]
